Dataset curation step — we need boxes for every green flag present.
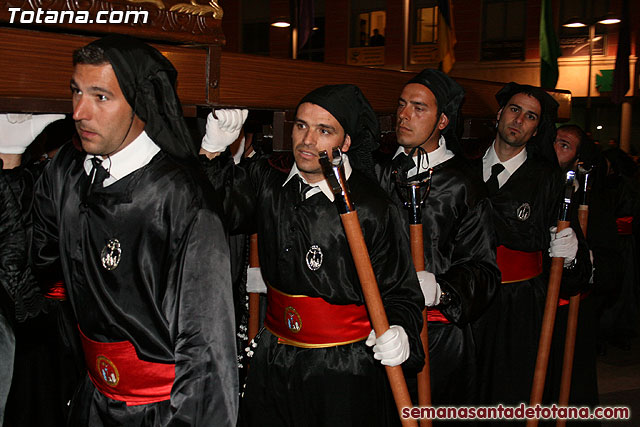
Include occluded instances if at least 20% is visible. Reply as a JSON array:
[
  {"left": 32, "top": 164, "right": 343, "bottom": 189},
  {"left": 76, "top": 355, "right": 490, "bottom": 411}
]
[{"left": 540, "top": 0, "right": 561, "bottom": 88}]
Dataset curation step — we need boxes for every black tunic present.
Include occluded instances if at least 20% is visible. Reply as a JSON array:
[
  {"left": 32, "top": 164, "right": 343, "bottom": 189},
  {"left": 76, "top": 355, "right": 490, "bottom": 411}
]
[
  {"left": 31, "top": 143, "right": 238, "bottom": 426},
  {"left": 375, "top": 154, "right": 500, "bottom": 406},
  {"left": 204, "top": 155, "right": 425, "bottom": 426},
  {"left": 472, "top": 154, "right": 591, "bottom": 407}
]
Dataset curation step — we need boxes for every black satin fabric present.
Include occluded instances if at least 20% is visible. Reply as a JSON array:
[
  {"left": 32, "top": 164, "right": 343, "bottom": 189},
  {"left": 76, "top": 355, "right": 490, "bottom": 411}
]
[
  {"left": 0, "top": 165, "right": 44, "bottom": 322},
  {"left": 375, "top": 154, "right": 500, "bottom": 407},
  {"left": 31, "top": 143, "right": 238, "bottom": 426},
  {"left": 544, "top": 297, "right": 600, "bottom": 426},
  {"left": 203, "top": 154, "right": 425, "bottom": 425},
  {"left": 241, "top": 330, "right": 399, "bottom": 427},
  {"left": 597, "top": 175, "right": 640, "bottom": 345},
  {"left": 471, "top": 154, "right": 591, "bottom": 408}
]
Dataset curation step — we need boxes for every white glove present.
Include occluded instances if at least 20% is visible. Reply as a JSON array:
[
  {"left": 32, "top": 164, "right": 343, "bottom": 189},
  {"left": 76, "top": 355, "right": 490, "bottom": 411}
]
[
  {"left": 549, "top": 226, "right": 578, "bottom": 267},
  {"left": 246, "top": 266, "right": 267, "bottom": 294},
  {"left": 0, "top": 114, "right": 65, "bottom": 154},
  {"left": 365, "top": 325, "right": 410, "bottom": 367},
  {"left": 232, "top": 136, "right": 246, "bottom": 165},
  {"left": 201, "top": 109, "right": 248, "bottom": 153},
  {"left": 417, "top": 270, "right": 441, "bottom": 307}
]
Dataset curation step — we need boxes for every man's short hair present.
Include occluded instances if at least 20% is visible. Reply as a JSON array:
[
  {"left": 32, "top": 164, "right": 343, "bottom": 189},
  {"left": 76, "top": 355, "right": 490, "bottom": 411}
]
[
  {"left": 557, "top": 124, "right": 600, "bottom": 166},
  {"left": 496, "top": 82, "right": 559, "bottom": 164},
  {"left": 73, "top": 44, "right": 109, "bottom": 66},
  {"left": 556, "top": 124, "right": 586, "bottom": 149}
]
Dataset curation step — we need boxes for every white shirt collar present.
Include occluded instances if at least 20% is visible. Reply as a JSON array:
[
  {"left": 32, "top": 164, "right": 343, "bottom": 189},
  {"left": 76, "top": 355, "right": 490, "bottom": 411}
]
[
  {"left": 283, "top": 153, "right": 353, "bottom": 202},
  {"left": 83, "top": 131, "right": 161, "bottom": 187},
  {"left": 482, "top": 140, "right": 527, "bottom": 188},
  {"left": 393, "top": 136, "right": 454, "bottom": 177}
]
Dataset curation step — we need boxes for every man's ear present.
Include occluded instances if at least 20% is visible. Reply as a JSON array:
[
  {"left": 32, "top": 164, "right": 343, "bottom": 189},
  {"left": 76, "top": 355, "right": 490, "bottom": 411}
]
[
  {"left": 496, "top": 108, "right": 503, "bottom": 122},
  {"left": 341, "top": 134, "right": 352, "bottom": 153},
  {"left": 438, "top": 113, "right": 450, "bottom": 131}
]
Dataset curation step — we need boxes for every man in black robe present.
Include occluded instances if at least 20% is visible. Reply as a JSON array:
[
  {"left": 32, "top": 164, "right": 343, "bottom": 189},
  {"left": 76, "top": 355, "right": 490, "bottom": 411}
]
[
  {"left": 544, "top": 124, "right": 601, "bottom": 423},
  {"left": 200, "top": 85, "right": 425, "bottom": 426},
  {"left": 373, "top": 69, "right": 500, "bottom": 407},
  {"left": 473, "top": 83, "right": 591, "bottom": 408},
  {"left": 17, "top": 35, "right": 238, "bottom": 426}
]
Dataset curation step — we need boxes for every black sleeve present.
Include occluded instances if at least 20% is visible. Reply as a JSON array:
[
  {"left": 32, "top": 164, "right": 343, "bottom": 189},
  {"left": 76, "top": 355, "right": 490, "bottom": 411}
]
[{"left": 437, "top": 196, "right": 501, "bottom": 325}]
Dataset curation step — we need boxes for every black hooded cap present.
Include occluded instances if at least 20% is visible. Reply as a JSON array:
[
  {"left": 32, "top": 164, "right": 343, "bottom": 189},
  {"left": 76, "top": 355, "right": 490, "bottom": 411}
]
[
  {"left": 86, "top": 34, "right": 196, "bottom": 162},
  {"left": 406, "top": 68, "right": 465, "bottom": 150},
  {"left": 496, "top": 82, "right": 559, "bottom": 165},
  {"left": 298, "top": 84, "right": 380, "bottom": 178}
]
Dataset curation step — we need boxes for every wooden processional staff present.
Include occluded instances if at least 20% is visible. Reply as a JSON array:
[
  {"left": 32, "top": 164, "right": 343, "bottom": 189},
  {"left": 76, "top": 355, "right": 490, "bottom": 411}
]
[{"left": 320, "top": 148, "right": 417, "bottom": 427}]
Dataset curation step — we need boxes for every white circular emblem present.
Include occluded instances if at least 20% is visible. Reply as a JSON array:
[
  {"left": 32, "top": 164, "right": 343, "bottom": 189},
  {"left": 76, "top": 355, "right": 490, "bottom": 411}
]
[
  {"left": 305, "top": 245, "right": 323, "bottom": 271},
  {"left": 516, "top": 203, "right": 531, "bottom": 221},
  {"left": 101, "top": 238, "right": 121, "bottom": 271}
]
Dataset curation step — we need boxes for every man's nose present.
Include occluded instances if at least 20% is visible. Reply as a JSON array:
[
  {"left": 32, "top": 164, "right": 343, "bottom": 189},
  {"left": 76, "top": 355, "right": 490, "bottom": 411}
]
[{"left": 73, "top": 96, "right": 90, "bottom": 122}]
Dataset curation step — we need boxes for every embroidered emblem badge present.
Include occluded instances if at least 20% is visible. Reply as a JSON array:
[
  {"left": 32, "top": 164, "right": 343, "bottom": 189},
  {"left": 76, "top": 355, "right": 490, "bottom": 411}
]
[
  {"left": 516, "top": 203, "right": 531, "bottom": 221},
  {"left": 96, "top": 355, "right": 119, "bottom": 387},
  {"left": 284, "top": 306, "right": 302, "bottom": 333},
  {"left": 305, "top": 245, "right": 323, "bottom": 271},
  {"left": 101, "top": 238, "right": 121, "bottom": 271}
]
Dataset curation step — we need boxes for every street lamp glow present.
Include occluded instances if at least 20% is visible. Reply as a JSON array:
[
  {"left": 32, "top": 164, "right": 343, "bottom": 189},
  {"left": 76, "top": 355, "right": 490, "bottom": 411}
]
[{"left": 596, "top": 125, "right": 603, "bottom": 130}]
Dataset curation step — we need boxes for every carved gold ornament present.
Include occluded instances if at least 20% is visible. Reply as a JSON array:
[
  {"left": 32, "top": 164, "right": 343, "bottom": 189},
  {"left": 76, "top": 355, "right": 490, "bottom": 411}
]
[{"left": 170, "top": 0, "right": 223, "bottom": 18}]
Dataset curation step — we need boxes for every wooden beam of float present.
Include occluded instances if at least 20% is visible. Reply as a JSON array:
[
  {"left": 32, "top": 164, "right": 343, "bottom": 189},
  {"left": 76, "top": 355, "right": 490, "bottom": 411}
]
[
  {"left": 0, "top": 0, "right": 222, "bottom": 115},
  {"left": 0, "top": 0, "right": 571, "bottom": 121},
  {"left": 0, "top": 27, "right": 212, "bottom": 116}
]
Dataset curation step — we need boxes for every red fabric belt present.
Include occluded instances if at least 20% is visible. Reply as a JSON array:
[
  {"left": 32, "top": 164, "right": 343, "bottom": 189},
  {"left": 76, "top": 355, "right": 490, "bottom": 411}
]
[
  {"left": 496, "top": 245, "right": 543, "bottom": 283},
  {"left": 78, "top": 327, "right": 174, "bottom": 406},
  {"left": 426, "top": 308, "right": 450, "bottom": 323},
  {"left": 45, "top": 280, "right": 67, "bottom": 300},
  {"left": 616, "top": 216, "right": 633, "bottom": 235},
  {"left": 265, "top": 285, "right": 371, "bottom": 348}
]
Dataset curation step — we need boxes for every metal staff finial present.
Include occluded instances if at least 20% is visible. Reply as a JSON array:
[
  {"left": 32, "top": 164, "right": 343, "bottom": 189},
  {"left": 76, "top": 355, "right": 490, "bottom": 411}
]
[{"left": 393, "top": 168, "right": 434, "bottom": 225}]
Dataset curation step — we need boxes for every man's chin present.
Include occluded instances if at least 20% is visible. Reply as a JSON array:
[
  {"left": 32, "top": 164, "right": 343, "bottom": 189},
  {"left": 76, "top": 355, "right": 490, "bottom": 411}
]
[
  {"left": 503, "top": 138, "right": 528, "bottom": 148},
  {"left": 80, "top": 140, "right": 102, "bottom": 155}
]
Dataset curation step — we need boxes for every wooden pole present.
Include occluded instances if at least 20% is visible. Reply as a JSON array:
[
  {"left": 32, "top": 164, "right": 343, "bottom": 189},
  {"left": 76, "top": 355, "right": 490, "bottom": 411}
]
[
  {"left": 410, "top": 224, "right": 433, "bottom": 427},
  {"left": 527, "top": 220, "right": 570, "bottom": 427},
  {"left": 556, "top": 205, "right": 589, "bottom": 427},
  {"left": 320, "top": 149, "right": 417, "bottom": 426},
  {"left": 341, "top": 212, "right": 418, "bottom": 427},
  {"left": 247, "top": 233, "right": 260, "bottom": 342}
]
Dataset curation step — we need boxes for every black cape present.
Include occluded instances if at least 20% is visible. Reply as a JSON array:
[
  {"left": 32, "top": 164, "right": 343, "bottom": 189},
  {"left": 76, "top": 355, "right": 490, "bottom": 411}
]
[
  {"left": 203, "top": 153, "right": 425, "bottom": 426},
  {"left": 375, "top": 153, "right": 500, "bottom": 406},
  {"left": 31, "top": 143, "right": 238, "bottom": 426},
  {"left": 472, "top": 153, "right": 591, "bottom": 407}
]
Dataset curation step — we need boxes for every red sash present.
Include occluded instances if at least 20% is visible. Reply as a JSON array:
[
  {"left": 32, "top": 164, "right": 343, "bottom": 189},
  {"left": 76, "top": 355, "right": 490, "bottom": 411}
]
[
  {"left": 265, "top": 286, "right": 371, "bottom": 348},
  {"left": 78, "top": 327, "right": 174, "bottom": 406},
  {"left": 426, "top": 308, "right": 450, "bottom": 323},
  {"left": 616, "top": 216, "right": 633, "bottom": 235},
  {"left": 496, "top": 245, "right": 543, "bottom": 283}
]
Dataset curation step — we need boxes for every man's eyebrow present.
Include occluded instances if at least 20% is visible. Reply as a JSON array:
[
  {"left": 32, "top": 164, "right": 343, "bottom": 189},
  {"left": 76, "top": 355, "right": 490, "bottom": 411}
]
[
  {"left": 69, "top": 79, "right": 115, "bottom": 97},
  {"left": 398, "top": 96, "right": 428, "bottom": 108},
  {"left": 294, "top": 118, "right": 337, "bottom": 132},
  {"left": 317, "top": 123, "right": 337, "bottom": 132},
  {"left": 508, "top": 103, "right": 539, "bottom": 118}
]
